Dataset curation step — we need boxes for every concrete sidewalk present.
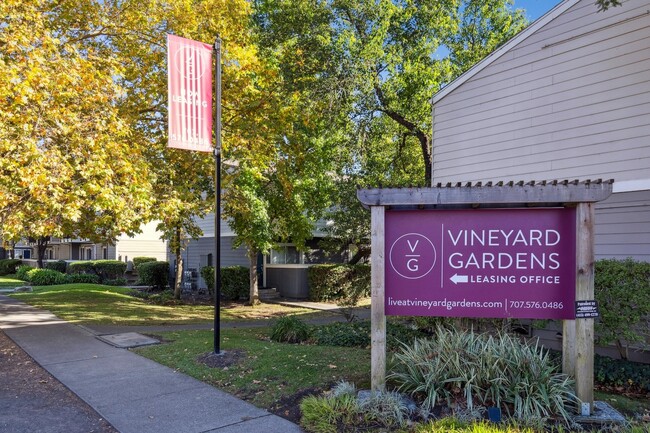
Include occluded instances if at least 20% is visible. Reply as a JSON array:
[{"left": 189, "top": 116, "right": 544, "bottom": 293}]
[{"left": 0, "top": 295, "right": 303, "bottom": 433}]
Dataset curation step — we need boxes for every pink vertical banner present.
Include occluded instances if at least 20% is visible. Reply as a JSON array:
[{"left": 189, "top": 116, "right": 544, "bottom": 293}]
[{"left": 167, "top": 34, "right": 213, "bottom": 152}]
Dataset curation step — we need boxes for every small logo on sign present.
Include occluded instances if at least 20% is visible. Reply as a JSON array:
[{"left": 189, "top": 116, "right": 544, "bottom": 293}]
[
  {"left": 389, "top": 233, "right": 436, "bottom": 280},
  {"left": 174, "top": 45, "right": 209, "bottom": 79}
]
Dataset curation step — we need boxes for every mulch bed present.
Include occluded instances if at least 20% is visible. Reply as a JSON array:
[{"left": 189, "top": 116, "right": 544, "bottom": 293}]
[{"left": 0, "top": 330, "right": 118, "bottom": 433}]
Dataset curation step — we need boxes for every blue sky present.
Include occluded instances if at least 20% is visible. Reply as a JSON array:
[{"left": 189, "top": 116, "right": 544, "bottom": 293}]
[{"left": 514, "top": 0, "right": 564, "bottom": 21}]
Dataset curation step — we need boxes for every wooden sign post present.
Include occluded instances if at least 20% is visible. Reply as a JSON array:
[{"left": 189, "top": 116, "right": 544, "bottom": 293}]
[{"left": 358, "top": 180, "right": 612, "bottom": 414}]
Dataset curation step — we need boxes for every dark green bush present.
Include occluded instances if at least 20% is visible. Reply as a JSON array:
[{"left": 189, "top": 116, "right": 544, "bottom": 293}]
[
  {"left": 308, "top": 264, "right": 370, "bottom": 305},
  {"left": 67, "top": 261, "right": 95, "bottom": 275},
  {"left": 66, "top": 260, "right": 126, "bottom": 283},
  {"left": 222, "top": 266, "right": 249, "bottom": 300},
  {"left": 0, "top": 259, "right": 22, "bottom": 275},
  {"left": 104, "top": 277, "right": 127, "bottom": 287},
  {"left": 310, "top": 321, "right": 425, "bottom": 350},
  {"left": 16, "top": 265, "right": 32, "bottom": 281},
  {"left": 199, "top": 266, "right": 248, "bottom": 299},
  {"left": 92, "top": 260, "right": 127, "bottom": 281},
  {"left": 133, "top": 257, "right": 157, "bottom": 271},
  {"left": 27, "top": 268, "right": 65, "bottom": 286},
  {"left": 137, "top": 261, "right": 169, "bottom": 290},
  {"left": 270, "top": 316, "right": 311, "bottom": 343},
  {"left": 595, "top": 258, "right": 650, "bottom": 359},
  {"left": 200, "top": 266, "right": 215, "bottom": 293},
  {"left": 65, "top": 273, "right": 100, "bottom": 284},
  {"left": 45, "top": 260, "right": 67, "bottom": 273},
  {"left": 594, "top": 353, "right": 650, "bottom": 392}
]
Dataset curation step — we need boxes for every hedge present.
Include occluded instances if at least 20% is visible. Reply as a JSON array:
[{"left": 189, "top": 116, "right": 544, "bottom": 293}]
[
  {"left": 133, "top": 257, "right": 157, "bottom": 271},
  {"left": 26, "top": 268, "right": 64, "bottom": 286},
  {"left": 67, "top": 260, "right": 126, "bottom": 283},
  {"left": 222, "top": 266, "right": 249, "bottom": 301},
  {"left": 307, "top": 264, "right": 370, "bottom": 305},
  {"left": 595, "top": 258, "right": 650, "bottom": 359},
  {"left": 137, "top": 261, "right": 169, "bottom": 290},
  {"left": 200, "top": 266, "right": 249, "bottom": 300},
  {"left": 93, "top": 260, "right": 127, "bottom": 281},
  {"left": 45, "top": 260, "right": 67, "bottom": 273},
  {"left": 16, "top": 265, "right": 32, "bottom": 281},
  {"left": 200, "top": 266, "right": 215, "bottom": 293},
  {"left": 0, "top": 259, "right": 22, "bottom": 275},
  {"left": 67, "top": 261, "right": 96, "bottom": 275}
]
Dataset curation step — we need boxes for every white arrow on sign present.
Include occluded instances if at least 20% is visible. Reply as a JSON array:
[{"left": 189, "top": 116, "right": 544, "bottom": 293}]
[{"left": 450, "top": 274, "right": 469, "bottom": 284}]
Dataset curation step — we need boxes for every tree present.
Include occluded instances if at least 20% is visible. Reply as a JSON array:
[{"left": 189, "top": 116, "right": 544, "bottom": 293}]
[
  {"left": 253, "top": 0, "right": 528, "bottom": 261},
  {"left": 0, "top": 0, "right": 154, "bottom": 265},
  {"left": 1, "top": 0, "right": 277, "bottom": 285}
]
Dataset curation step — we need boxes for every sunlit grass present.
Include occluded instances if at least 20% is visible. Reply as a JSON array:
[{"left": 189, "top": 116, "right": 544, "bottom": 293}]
[
  {"left": 9, "top": 284, "right": 331, "bottom": 325},
  {"left": 0, "top": 274, "right": 25, "bottom": 287},
  {"left": 135, "top": 327, "right": 371, "bottom": 409}
]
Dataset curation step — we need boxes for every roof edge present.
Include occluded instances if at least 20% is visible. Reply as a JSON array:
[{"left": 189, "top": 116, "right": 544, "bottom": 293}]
[{"left": 431, "top": 0, "right": 580, "bottom": 105}]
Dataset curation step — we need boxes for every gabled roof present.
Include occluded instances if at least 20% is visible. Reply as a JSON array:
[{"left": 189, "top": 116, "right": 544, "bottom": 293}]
[{"left": 431, "top": 0, "right": 580, "bottom": 105}]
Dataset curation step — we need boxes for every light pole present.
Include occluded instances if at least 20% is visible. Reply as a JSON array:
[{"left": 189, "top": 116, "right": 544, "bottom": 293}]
[{"left": 213, "top": 35, "right": 222, "bottom": 355}]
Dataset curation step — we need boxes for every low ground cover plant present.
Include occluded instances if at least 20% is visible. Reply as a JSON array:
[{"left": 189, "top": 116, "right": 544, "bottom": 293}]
[
  {"left": 270, "top": 317, "right": 426, "bottom": 350},
  {"left": 389, "top": 327, "right": 577, "bottom": 428}
]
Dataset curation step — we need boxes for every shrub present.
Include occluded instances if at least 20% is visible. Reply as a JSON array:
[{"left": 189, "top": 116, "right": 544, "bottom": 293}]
[
  {"left": 45, "top": 260, "right": 67, "bottom": 273},
  {"left": 92, "top": 260, "right": 127, "bottom": 281},
  {"left": 199, "top": 266, "right": 248, "bottom": 299},
  {"left": 300, "top": 393, "right": 359, "bottom": 433},
  {"left": 389, "top": 327, "right": 576, "bottom": 426},
  {"left": 358, "top": 390, "right": 414, "bottom": 429},
  {"left": 133, "top": 257, "right": 157, "bottom": 271},
  {"left": 67, "top": 261, "right": 96, "bottom": 275},
  {"left": 308, "top": 264, "right": 370, "bottom": 305},
  {"left": 137, "top": 261, "right": 169, "bottom": 290},
  {"left": 310, "top": 321, "right": 425, "bottom": 350},
  {"left": 66, "top": 260, "right": 126, "bottom": 284},
  {"left": 16, "top": 265, "right": 32, "bottom": 281},
  {"left": 300, "top": 384, "right": 413, "bottom": 433},
  {"left": 595, "top": 258, "right": 650, "bottom": 359},
  {"left": 0, "top": 259, "right": 22, "bottom": 275},
  {"left": 65, "top": 273, "right": 100, "bottom": 284},
  {"left": 26, "top": 268, "right": 65, "bottom": 286},
  {"left": 222, "top": 266, "right": 249, "bottom": 300},
  {"left": 270, "top": 316, "right": 311, "bottom": 343},
  {"left": 104, "top": 277, "right": 127, "bottom": 287},
  {"left": 594, "top": 353, "right": 650, "bottom": 392},
  {"left": 200, "top": 266, "right": 215, "bottom": 294}
]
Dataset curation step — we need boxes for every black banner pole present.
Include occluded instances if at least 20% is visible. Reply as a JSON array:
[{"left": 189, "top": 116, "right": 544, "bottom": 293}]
[{"left": 213, "top": 35, "right": 222, "bottom": 354}]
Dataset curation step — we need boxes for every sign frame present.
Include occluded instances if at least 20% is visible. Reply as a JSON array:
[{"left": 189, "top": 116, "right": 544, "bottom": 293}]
[{"left": 358, "top": 180, "right": 613, "bottom": 414}]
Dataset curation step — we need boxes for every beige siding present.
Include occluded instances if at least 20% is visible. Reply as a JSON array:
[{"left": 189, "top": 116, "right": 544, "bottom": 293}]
[
  {"left": 432, "top": 0, "right": 650, "bottom": 184},
  {"left": 115, "top": 221, "right": 168, "bottom": 262},
  {"left": 595, "top": 189, "right": 650, "bottom": 261}
]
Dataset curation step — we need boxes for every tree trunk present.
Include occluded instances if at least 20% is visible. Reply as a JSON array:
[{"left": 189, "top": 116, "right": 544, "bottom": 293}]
[
  {"left": 248, "top": 249, "right": 260, "bottom": 306},
  {"left": 173, "top": 227, "right": 183, "bottom": 300},
  {"left": 36, "top": 236, "right": 49, "bottom": 268}
]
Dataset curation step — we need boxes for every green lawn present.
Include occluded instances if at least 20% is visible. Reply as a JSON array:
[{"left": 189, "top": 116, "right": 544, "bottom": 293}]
[
  {"left": 8, "top": 283, "right": 329, "bottom": 325},
  {"left": 136, "top": 328, "right": 650, "bottom": 433},
  {"left": 0, "top": 274, "right": 25, "bottom": 287},
  {"left": 135, "top": 328, "right": 371, "bottom": 409}
]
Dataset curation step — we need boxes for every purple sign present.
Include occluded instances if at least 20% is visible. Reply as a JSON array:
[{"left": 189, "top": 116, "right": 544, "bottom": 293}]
[{"left": 385, "top": 208, "right": 576, "bottom": 319}]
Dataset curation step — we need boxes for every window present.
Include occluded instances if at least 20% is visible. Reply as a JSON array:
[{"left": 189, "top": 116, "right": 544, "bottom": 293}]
[
  {"left": 269, "top": 246, "right": 300, "bottom": 265},
  {"left": 266, "top": 242, "right": 347, "bottom": 266}
]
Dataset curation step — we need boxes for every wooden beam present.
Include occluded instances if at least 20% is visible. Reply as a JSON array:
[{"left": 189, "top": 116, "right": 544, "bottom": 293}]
[
  {"left": 357, "top": 180, "right": 613, "bottom": 207},
  {"left": 562, "top": 319, "right": 576, "bottom": 378},
  {"left": 370, "top": 206, "right": 386, "bottom": 392},
  {"left": 575, "top": 202, "right": 595, "bottom": 414}
]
